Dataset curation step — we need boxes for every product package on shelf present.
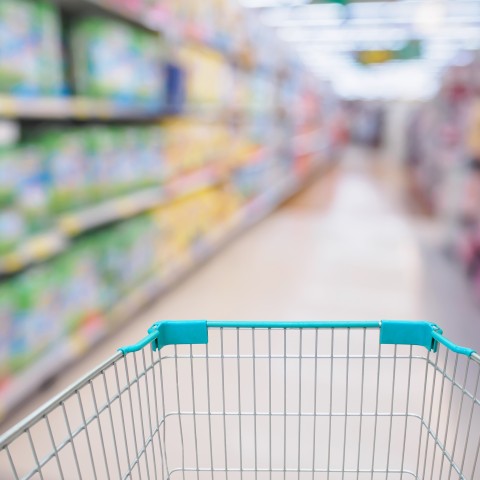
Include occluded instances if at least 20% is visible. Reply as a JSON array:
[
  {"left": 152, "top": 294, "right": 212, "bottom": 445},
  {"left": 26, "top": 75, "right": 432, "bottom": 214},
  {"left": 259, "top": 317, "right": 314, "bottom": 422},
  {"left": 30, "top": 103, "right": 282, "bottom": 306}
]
[
  {"left": 0, "top": 148, "right": 26, "bottom": 255},
  {"left": 82, "top": 125, "right": 165, "bottom": 200},
  {"left": 56, "top": 126, "right": 162, "bottom": 204},
  {"left": 0, "top": 0, "right": 64, "bottom": 96},
  {"left": 162, "top": 118, "right": 230, "bottom": 176},
  {"left": 0, "top": 125, "right": 167, "bottom": 260},
  {"left": 152, "top": 186, "right": 240, "bottom": 264},
  {"left": 70, "top": 16, "right": 164, "bottom": 106},
  {"left": 230, "top": 151, "right": 274, "bottom": 201},
  {"left": 16, "top": 142, "right": 53, "bottom": 234},
  {"left": 179, "top": 45, "right": 233, "bottom": 109}
]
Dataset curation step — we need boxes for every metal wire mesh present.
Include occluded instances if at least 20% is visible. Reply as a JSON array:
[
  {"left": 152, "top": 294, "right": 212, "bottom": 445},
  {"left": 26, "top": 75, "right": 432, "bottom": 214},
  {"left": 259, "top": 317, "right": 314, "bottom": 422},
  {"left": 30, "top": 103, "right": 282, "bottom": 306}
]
[{"left": 1, "top": 326, "right": 479, "bottom": 480}]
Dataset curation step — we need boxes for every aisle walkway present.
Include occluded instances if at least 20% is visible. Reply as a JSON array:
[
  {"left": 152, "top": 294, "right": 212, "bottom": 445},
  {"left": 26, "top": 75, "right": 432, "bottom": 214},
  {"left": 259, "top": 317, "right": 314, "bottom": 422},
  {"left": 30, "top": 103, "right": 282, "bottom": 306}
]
[{"left": 5, "top": 148, "right": 480, "bottom": 430}]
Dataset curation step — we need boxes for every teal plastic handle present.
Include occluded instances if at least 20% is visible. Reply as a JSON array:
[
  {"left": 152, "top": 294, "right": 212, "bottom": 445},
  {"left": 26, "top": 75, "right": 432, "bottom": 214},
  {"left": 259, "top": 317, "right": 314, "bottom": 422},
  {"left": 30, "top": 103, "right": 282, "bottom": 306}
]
[
  {"left": 119, "top": 320, "right": 476, "bottom": 358},
  {"left": 207, "top": 321, "right": 382, "bottom": 329},
  {"left": 380, "top": 320, "right": 476, "bottom": 356},
  {"left": 119, "top": 320, "right": 208, "bottom": 354},
  {"left": 431, "top": 329, "right": 476, "bottom": 357}
]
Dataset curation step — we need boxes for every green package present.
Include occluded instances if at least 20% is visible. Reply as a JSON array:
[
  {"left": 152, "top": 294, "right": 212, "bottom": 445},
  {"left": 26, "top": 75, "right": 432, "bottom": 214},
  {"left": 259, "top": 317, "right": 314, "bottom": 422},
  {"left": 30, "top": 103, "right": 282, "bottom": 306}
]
[
  {"left": 70, "top": 16, "right": 162, "bottom": 102},
  {"left": 83, "top": 126, "right": 121, "bottom": 202},
  {"left": 0, "top": 0, "right": 64, "bottom": 95},
  {"left": 15, "top": 142, "right": 52, "bottom": 233},
  {"left": 9, "top": 266, "right": 56, "bottom": 372},
  {"left": 0, "top": 147, "right": 18, "bottom": 208},
  {"left": 41, "top": 129, "right": 89, "bottom": 213}
]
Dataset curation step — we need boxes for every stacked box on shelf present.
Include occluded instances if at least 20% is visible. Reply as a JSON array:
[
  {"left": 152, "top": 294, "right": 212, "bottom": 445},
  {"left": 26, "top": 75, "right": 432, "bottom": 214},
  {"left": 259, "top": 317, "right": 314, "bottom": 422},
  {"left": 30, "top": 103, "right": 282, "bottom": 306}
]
[
  {"left": 0, "top": 149, "right": 26, "bottom": 255},
  {"left": 70, "top": 16, "right": 164, "bottom": 105},
  {"left": 0, "top": 124, "right": 168, "bottom": 265},
  {"left": 152, "top": 187, "right": 240, "bottom": 263},
  {"left": 179, "top": 45, "right": 233, "bottom": 109},
  {"left": 0, "top": 0, "right": 64, "bottom": 95},
  {"left": 15, "top": 141, "right": 53, "bottom": 234},
  {"left": 162, "top": 119, "right": 230, "bottom": 175}
]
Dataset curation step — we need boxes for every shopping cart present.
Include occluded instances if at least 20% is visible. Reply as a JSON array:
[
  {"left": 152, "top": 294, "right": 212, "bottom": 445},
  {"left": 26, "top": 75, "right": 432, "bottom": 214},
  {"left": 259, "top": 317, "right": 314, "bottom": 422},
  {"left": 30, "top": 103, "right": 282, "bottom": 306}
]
[{"left": 1, "top": 320, "right": 479, "bottom": 480}]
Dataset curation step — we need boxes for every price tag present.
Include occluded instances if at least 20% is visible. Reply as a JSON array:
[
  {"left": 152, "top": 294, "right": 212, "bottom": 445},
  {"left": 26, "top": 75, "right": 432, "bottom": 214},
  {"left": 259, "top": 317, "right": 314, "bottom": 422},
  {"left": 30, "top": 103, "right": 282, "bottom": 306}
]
[
  {"left": 59, "top": 216, "right": 82, "bottom": 235},
  {"left": 72, "top": 98, "right": 89, "bottom": 120},
  {"left": 70, "top": 333, "right": 88, "bottom": 355},
  {"left": 0, "top": 402, "right": 6, "bottom": 423},
  {"left": 1, "top": 253, "right": 23, "bottom": 274},
  {"left": 0, "top": 97, "right": 17, "bottom": 118},
  {"left": 97, "top": 101, "right": 111, "bottom": 120},
  {"left": 117, "top": 199, "right": 137, "bottom": 218},
  {"left": 28, "top": 236, "right": 58, "bottom": 261}
]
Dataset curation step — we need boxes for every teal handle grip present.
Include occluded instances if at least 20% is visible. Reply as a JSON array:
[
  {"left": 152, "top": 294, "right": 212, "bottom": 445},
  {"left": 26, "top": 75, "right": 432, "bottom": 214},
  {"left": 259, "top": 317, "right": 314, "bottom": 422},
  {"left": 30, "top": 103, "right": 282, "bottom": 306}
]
[
  {"left": 380, "top": 320, "right": 476, "bottom": 356},
  {"left": 431, "top": 329, "right": 475, "bottom": 357},
  {"left": 207, "top": 321, "right": 381, "bottom": 329},
  {"left": 119, "top": 320, "right": 476, "bottom": 358},
  {"left": 119, "top": 320, "right": 208, "bottom": 354},
  {"left": 119, "top": 330, "right": 160, "bottom": 354}
]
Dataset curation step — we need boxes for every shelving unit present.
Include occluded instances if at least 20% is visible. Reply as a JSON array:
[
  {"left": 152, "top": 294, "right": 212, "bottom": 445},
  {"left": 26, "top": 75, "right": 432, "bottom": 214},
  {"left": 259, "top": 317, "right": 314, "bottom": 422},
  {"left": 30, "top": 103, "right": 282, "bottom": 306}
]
[
  {"left": 0, "top": 0, "right": 332, "bottom": 422},
  {"left": 50, "top": 0, "right": 166, "bottom": 32},
  {"left": 0, "top": 95, "right": 166, "bottom": 121},
  {"left": 0, "top": 164, "right": 227, "bottom": 275},
  {"left": 0, "top": 154, "right": 326, "bottom": 421}
]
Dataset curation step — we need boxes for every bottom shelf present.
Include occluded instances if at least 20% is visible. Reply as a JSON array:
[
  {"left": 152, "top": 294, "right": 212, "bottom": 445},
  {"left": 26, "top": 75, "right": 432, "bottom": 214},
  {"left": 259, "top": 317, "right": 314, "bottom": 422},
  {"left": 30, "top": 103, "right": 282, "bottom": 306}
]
[{"left": 0, "top": 163, "right": 320, "bottom": 423}]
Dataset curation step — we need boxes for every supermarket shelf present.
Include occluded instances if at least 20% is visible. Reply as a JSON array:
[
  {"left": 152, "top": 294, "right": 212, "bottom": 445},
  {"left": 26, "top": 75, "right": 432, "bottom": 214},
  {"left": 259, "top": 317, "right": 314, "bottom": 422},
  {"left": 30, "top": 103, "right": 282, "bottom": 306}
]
[
  {"left": 165, "top": 165, "right": 223, "bottom": 198},
  {"left": 0, "top": 166, "right": 225, "bottom": 276},
  {"left": 0, "top": 95, "right": 274, "bottom": 122},
  {"left": 0, "top": 162, "right": 322, "bottom": 423},
  {"left": 0, "top": 231, "right": 67, "bottom": 276},
  {"left": 83, "top": 0, "right": 165, "bottom": 31},
  {"left": 110, "top": 176, "right": 301, "bottom": 326},
  {"left": 53, "top": 1, "right": 254, "bottom": 70},
  {"left": 60, "top": 166, "right": 223, "bottom": 236},
  {"left": 0, "top": 95, "right": 165, "bottom": 121},
  {"left": 0, "top": 318, "right": 108, "bottom": 423},
  {"left": 51, "top": 0, "right": 165, "bottom": 33},
  {"left": 58, "top": 188, "right": 163, "bottom": 236}
]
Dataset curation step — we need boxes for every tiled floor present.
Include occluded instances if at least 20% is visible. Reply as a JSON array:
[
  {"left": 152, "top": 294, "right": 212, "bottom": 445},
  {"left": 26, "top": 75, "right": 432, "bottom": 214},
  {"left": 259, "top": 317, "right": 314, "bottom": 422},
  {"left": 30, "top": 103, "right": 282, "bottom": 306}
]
[{"left": 2, "top": 148, "right": 480, "bottom": 479}]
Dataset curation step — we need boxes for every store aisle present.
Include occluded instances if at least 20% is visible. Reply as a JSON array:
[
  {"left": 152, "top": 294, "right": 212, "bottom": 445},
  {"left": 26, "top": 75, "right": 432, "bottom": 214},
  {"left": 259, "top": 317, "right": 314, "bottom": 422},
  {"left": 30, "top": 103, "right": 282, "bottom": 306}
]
[{"left": 5, "top": 148, "right": 480, "bottom": 431}]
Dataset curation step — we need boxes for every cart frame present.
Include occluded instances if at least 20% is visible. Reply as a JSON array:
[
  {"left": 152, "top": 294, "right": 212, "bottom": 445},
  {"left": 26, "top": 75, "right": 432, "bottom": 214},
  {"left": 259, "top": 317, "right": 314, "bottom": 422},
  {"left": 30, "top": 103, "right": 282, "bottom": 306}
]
[{"left": 1, "top": 320, "right": 479, "bottom": 480}]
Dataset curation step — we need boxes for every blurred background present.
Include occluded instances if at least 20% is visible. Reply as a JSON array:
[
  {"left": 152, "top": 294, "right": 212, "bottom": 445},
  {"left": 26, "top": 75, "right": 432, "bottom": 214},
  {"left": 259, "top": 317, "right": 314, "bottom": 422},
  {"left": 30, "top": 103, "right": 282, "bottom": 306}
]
[{"left": 0, "top": 0, "right": 480, "bottom": 429}]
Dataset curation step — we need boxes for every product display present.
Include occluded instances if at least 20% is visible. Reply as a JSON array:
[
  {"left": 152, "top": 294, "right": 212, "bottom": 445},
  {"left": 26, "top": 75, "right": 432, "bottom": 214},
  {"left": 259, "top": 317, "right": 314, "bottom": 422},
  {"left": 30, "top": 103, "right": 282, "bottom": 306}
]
[
  {"left": 70, "top": 16, "right": 164, "bottom": 104},
  {"left": 0, "top": 125, "right": 165, "bottom": 249},
  {"left": 0, "top": 186, "right": 240, "bottom": 390},
  {"left": 0, "top": 0, "right": 64, "bottom": 95},
  {"left": 0, "top": 0, "right": 329, "bottom": 420},
  {"left": 0, "top": 214, "right": 157, "bottom": 384},
  {"left": 0, "top": 149, "right": 25, "bottom": 255}
]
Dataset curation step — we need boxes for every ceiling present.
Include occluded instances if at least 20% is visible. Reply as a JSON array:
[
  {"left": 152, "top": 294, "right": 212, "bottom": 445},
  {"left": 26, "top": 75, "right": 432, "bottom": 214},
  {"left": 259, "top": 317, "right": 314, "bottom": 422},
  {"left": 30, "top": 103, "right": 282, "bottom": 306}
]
[{"left": 239, "top": 0, "right": 480, "bottom": 99}]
